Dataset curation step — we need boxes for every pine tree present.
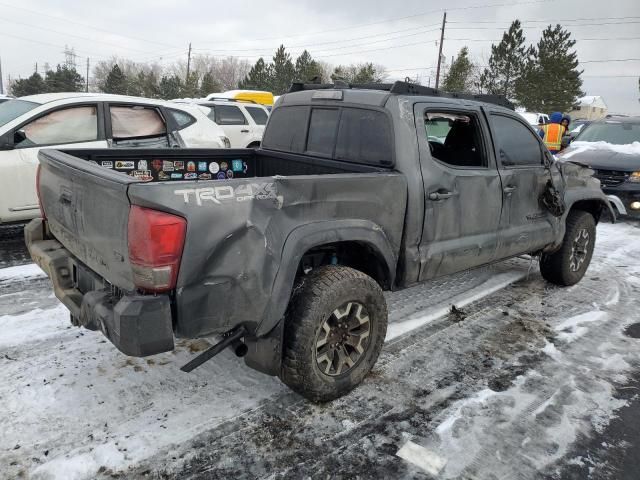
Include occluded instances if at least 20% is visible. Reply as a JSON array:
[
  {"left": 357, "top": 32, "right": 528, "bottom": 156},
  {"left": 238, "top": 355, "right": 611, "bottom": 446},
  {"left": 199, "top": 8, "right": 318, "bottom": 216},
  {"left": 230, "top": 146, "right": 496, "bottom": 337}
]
[
  {"left": 101, "top": 64, "right": 128, "bottom": 95},
  {"left": 180, "top": 71, "right": 200, "bottom": 98},
  {"left": 158, "top": 75, "right": 183, "bottom": 100},
  {"left": 331, "top": 63, "right": 384, "bottom": 84},
  {"left": 200, "top": 71, "right": 221, "bottom": 97},
  {"left": 479, "top": 20, "right": 528, "bottom": 99},
  {"left": 239, "top": 58, "right": 272, "bottom": 90},
  {"left": 442, "top": 47, "right": 475, "bottom": 92},
  {"left": 271, "top": 45, "right": 295, "bottom": 95},
  {"left": 44, "top": 65, "right": 85, "bottom": 92},
  {"left": 515, "top": 24, "right": 583, "bottom": 112},
  {"left": 294, "top": 50, "right": 322, "bottom": 82},
  {"left": 10, "top": 72, "right": 47, "bottom": 96}
]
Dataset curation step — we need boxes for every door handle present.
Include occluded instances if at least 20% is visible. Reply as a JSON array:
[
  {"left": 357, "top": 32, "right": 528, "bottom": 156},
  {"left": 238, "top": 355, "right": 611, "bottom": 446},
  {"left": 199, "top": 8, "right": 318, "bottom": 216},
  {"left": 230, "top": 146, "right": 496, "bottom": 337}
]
[
  {"left": 240, "top": 129, "right": 249, "bottom": 133},
  {"left": 428, "top": 191, "right": 454, "bottom": 201},
  {"left": 503, "top": 186, "right": 517, "bottom": 195}
]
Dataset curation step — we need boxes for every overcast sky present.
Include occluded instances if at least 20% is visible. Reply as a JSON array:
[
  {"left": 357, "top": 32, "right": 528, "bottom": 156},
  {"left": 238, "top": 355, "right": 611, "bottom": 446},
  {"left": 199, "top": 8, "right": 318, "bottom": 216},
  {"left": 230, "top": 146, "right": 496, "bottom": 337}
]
[{"left": 0, "top": 0, "right": 638, "bottom": 113}]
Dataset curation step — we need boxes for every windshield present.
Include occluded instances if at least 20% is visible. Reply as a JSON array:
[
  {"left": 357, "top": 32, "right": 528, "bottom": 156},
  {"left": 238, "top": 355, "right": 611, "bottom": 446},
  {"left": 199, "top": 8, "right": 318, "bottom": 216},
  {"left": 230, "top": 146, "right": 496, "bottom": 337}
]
[
  {"left": 0, "top": 99, "right": 39, "bottom": 128},
  {"left": 576, "top": 121, "right": 640, "bottom": 145}
]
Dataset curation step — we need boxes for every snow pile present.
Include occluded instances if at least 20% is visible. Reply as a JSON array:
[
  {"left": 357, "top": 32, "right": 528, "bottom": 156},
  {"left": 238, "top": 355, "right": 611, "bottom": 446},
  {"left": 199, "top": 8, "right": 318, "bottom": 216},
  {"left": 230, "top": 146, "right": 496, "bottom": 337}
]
[
  {"left": 561, "top": 140, "right": 640, "bottom": 159},
  {"left": 0, "top": 263, "right": 45, "bottom": 281}
]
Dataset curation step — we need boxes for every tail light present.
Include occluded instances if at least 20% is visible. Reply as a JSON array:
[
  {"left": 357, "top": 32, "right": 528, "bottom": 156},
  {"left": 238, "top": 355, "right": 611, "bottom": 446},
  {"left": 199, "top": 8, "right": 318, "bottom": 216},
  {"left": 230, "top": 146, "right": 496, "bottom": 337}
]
[
  {"left": 127, "top": 206, "right": 186, "bottom": 293},
  {"left": 36, "top": 164, "right": 46, "bottom": 220}
]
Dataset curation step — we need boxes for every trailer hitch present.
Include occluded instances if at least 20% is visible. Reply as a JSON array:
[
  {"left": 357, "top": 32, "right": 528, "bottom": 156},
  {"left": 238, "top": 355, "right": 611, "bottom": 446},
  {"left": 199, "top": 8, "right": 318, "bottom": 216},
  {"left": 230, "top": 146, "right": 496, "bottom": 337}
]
[{"left": 180, "top": 326, "right": 247, "bottom": 373}]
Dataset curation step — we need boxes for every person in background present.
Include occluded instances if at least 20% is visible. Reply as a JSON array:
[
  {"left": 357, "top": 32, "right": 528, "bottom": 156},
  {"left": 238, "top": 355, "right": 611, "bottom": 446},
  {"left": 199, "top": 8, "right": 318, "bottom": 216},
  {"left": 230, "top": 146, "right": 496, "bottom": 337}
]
[
  {"left": 541, "top": 112, "right": 566, "bottom": 153},
  {"left": 561, "top": 114, "right": 571, "bottom": 132}
]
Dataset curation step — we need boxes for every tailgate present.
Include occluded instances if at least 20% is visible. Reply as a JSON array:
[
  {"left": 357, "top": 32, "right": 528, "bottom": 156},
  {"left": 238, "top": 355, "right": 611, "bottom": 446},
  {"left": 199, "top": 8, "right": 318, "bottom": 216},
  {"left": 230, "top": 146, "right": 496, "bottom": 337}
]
[{"left": 38, "top": 149, "right": 138, "bottom": 291}]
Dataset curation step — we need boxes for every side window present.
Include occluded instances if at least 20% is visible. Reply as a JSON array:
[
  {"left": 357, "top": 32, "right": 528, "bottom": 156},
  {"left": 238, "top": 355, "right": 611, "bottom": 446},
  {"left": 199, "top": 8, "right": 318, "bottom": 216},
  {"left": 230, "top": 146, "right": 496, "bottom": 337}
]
[
  {"left": 424, "top": 112, "right": 487, "bottom": 168},
  {"left": 261, "top": 106, "right": 309, "bottom": 153},
  {"left": 110, "top": 105, "right": 166, "bottom": 139},
  {"left": 306, "top": 108, "right": 339, "bottom": 156},
  {"left": 17, "top": 106, "right": 98, "bottom": 147},
  {"left": 166, "top": 108, "right": 196, "bottom": 130},
  {"left": 335, "top": 108, "right": 392, "bottom": 165},
  {"left": 491, "top": 114, "right": 543, "bottom": 167},
  {"left": 213, "top": 105, "right": 248, "bottom": 125},
  {"left": 244, "top": 106, "right": 269, "bottom": 125}
]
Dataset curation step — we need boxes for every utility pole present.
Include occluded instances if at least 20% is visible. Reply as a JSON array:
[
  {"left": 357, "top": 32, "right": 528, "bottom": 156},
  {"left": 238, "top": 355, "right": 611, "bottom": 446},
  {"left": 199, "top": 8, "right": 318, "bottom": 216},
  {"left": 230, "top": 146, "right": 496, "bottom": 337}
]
[
  {"left": 435, "top": 11, "right": 446, "bottom": 89},
  {"left": 86, "top": 57, "right": 90, "bottom": 92},
  {"left": 185, "top": 42, "right": 192, "bottom": 84},
  {"left": 35, "top": 62, "right": 38, "bottom": 74},
  {"left": 0, "top": 57, "right": 3, "bottom": 94}
]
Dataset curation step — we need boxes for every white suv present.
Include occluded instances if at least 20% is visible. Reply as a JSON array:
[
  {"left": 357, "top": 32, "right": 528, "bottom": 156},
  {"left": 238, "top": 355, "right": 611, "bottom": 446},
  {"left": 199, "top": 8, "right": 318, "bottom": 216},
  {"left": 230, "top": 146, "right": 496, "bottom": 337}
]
[
  {"left": 179, "top": 98, "right": 269, "bottom": 148},
  {"left": 0, "top": 93, "right": 230, "bottom": 225}
]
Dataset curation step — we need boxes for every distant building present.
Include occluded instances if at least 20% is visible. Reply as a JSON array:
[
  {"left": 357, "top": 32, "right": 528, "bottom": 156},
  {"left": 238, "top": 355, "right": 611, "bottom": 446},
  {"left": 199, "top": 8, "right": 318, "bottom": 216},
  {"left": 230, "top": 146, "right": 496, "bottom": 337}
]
[{"left": 569, "top": 96, "right": 608, "bottom": 120}]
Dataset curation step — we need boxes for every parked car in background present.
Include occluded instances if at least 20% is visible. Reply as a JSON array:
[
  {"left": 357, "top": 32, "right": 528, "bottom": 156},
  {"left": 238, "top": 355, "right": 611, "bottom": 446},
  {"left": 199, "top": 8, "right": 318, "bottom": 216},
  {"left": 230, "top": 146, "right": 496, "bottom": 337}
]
[
  {"left": 518, "top": 111, "right": 549, "bottom": 126},
  {"left": 558, "top": 115, "right": 640, "bottom": 218},
  {"left": 0, "top": 93, "right": 229, "bottom": 225},
  {"left": 178, "top": 98, "right": 270, "bottom": 148}
]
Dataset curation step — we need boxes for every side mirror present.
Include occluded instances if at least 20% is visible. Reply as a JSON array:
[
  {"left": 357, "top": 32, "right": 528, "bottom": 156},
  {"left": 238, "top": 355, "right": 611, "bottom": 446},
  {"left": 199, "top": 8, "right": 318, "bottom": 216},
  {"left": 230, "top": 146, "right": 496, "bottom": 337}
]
[{"left": 13, "top": 129, "right": 27, "bottom": 145}]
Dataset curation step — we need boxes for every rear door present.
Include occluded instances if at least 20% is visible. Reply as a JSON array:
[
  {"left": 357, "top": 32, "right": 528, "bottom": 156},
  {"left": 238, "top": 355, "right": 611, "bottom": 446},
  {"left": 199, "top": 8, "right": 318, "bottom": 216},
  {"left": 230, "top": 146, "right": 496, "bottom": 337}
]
[
  {"left": 106, "top": 103, "right": 171, "bottom": 148},
  {"left": 414, "top": 103, "right": 503, "bottom": 280},
  {"left": 487, "top": 110, "right": 556, "bottom": 258},
  {"left": 243, "top": 105, "right": 269, "bottom": 145},
  {"left": 209, "top": 104, "right": 251, "bottom": 147},
  {"left": 1, "top": 103, "right": 106, "bottom": 222}
]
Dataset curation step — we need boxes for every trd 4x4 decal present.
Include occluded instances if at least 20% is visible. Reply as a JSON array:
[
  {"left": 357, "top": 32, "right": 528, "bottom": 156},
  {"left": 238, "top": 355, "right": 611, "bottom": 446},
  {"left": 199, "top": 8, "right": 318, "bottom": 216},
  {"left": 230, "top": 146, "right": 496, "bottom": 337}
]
[{"left": 174, "top": 183, "right": 277, "bottom": 205}]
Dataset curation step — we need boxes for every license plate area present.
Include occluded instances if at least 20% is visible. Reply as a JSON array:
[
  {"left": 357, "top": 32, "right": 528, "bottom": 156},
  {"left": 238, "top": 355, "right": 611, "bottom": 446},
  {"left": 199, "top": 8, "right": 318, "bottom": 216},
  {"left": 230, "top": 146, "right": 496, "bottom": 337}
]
[{"left": 72, "top": 260, "right": 108, "bottom": 294}]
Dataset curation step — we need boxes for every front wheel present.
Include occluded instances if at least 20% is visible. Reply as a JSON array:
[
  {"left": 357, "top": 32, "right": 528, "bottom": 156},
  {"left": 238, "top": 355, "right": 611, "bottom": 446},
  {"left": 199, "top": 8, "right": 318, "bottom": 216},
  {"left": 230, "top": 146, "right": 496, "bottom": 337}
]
[
  {"left": 280, "top": 266, "right": 388, "bottom": 402},
  {"left": 540, "top": 210, "right": 596, "bottom": 286}
]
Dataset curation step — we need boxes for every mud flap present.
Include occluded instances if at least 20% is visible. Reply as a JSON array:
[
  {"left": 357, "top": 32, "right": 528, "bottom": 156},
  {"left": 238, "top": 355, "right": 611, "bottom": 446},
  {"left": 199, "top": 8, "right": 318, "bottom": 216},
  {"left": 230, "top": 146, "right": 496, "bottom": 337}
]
[{"left": 244, "top": 320, "right": 284, "bottom": 377}]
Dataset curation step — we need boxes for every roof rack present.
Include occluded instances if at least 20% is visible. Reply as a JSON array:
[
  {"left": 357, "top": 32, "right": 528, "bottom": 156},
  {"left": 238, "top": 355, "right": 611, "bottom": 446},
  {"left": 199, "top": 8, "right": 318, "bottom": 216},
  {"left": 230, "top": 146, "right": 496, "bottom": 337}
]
[
  {"left": 203, "top": 97, "right": 259, "bottom": 104},
  {"left": 288, "top": 80, "right": 514, "bottom": 110}
]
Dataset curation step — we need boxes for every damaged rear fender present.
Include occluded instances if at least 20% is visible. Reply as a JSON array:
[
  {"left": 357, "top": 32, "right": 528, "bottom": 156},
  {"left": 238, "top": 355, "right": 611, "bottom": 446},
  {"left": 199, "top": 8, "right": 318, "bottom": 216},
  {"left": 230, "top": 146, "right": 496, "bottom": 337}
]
[{"left": 255, "top": 219, "right": 398, "bottom": 337}]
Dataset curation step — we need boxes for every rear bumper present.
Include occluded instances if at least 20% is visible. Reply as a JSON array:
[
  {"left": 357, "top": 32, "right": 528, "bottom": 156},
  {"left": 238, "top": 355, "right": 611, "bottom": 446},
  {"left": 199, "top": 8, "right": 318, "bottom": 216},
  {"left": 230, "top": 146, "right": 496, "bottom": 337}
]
[{"left": 25, "top": 218, "right": 174, "bottom": 357}]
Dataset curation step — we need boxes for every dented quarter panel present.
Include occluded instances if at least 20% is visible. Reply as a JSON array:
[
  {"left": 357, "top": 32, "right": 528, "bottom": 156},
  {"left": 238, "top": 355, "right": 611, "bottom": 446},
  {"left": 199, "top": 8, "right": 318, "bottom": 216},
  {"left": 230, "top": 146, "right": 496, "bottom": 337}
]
[{"left": 127, "top": 172, "right": 407, "bottom": 338}]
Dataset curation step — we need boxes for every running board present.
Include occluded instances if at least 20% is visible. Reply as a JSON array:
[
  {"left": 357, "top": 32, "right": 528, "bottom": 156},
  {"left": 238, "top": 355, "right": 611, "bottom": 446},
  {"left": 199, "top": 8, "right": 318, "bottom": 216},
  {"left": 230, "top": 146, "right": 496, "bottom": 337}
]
[{"left": 180, "top": 327, "right": 246, "bottom": 373}]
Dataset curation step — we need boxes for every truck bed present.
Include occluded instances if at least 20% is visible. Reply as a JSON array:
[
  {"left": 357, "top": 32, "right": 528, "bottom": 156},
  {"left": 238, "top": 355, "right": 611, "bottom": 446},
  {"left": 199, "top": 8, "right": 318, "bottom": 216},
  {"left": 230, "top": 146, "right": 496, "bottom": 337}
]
[{"left": 37, "top": 147, "right": 406, "bottom": 338}]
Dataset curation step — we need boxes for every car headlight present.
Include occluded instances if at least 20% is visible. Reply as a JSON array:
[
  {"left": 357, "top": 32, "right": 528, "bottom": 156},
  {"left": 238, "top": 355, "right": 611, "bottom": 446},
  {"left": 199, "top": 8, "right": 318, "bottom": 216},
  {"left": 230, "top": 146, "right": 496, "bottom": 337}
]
[
  {"left": 219, "top": 136, "right": 231, "bottom": 148},
  {"left": 629, "top": 172, "right": 640, "bottom": 183}
]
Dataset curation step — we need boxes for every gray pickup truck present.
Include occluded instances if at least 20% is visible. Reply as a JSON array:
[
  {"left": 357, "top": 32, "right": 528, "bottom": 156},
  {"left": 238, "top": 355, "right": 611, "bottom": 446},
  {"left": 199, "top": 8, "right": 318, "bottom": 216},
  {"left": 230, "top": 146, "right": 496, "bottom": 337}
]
[{"left": 26, "top": 81, "right": 613, "bottom": 402}]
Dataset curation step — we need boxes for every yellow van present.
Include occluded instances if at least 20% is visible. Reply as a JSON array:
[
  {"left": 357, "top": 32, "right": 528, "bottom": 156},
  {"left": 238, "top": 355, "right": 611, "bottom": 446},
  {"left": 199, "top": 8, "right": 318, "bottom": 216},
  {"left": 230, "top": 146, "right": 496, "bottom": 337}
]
[{"left": 206, "top": 90, "right": 274, "bottom": 106}]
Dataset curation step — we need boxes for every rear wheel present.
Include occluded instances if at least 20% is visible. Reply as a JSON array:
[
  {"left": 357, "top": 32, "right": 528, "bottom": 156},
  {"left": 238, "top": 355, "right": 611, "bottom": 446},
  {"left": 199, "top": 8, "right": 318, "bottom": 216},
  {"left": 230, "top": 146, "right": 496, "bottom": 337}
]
[
  {"left": 280, "top": 266, "right": 387, "bottom": 402},
  {"left": 540, "top": 210, "right": 596, "bottom": 286}
]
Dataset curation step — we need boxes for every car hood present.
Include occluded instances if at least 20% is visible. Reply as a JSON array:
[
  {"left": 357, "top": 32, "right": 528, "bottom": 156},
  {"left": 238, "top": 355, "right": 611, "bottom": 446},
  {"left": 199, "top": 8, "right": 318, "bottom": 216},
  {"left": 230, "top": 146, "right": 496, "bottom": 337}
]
[{"left": 558, "top": 141, "right": 640, "bottom": 171}]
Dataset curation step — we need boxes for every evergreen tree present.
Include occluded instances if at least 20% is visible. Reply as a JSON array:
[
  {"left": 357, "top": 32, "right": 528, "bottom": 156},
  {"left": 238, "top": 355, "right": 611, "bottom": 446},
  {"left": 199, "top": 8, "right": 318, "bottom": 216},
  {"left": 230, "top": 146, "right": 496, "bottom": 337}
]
[
  {"left": 44, "top": 65, "right": 85, "bottom": 92},
  {"left": 200, "top": 71, "right": 221, "bottom": 96},
  {"left": 479, "top": 20, "right": 528, "bottom": 99},
  {"left": 331, "top": 63, "right": 384, "bottom": 84},
  {"left": 101, "top": 64, "right": 128, "bottom": 95},
  {"left": 294, "top": 50, "right": 322, "bottom": 82},
  {"left": 442, "top": 47, "right": 475, "bottom": 92},
  {"left": 515, "top": 24, "right": 583, "bottom": 112},
  {"left": 10, "top": 72, "right": 47, "bottom": 96},
  {"left": 271, "top": 45, "right": 295, "bottom": 95},
  {"left": 180, "top": 71, "right": 200, "bottom": 98},
  {"left": 239, "top": 57, "right": 272, "bottom": 90},
  {"left": 158, "top": 75, "right": 183, "bottom": 100}
]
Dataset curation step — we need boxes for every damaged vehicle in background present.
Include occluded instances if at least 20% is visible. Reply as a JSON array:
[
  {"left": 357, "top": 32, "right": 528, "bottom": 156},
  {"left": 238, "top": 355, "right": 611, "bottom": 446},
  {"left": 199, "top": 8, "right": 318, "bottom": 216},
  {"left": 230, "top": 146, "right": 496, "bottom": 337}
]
[
  {"left": 558, "top": 115, "right": 640, "bottom": 218},
  {"left": 0, "top": 93, "right": 230, "bottom": 225},
  {"left": 26, "top": 81, "right": 613, "bottom": 402}
]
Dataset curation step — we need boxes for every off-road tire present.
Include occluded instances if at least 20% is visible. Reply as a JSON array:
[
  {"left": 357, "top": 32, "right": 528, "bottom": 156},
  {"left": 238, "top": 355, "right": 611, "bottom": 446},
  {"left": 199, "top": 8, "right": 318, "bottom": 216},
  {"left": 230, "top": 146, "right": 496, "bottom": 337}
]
[
  {"left": 280, "top": 266, "right": 388, "bottom": 402},
  {"left": 540, "top": 210, "right": 596, "bottom": 286}
]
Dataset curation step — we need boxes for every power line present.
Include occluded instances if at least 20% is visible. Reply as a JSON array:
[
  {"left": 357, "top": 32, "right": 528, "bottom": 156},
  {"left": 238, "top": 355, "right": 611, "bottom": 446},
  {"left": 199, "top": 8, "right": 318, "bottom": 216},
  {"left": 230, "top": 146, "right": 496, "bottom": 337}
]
[
  {"left": 447, "top": 16, "right": 640, "bottom": 23},
  {"left": 446, "top": 36, "right": 640, "bottom": 42}
]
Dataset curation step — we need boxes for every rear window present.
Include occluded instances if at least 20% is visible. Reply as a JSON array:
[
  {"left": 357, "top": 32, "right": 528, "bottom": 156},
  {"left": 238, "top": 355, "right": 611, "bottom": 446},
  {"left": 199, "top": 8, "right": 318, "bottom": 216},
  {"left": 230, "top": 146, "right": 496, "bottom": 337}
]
[
  {"left": 245, "top": 106, "right": 269, "bottom": 125},
  {"left": 262, "top": 106, "right": 309, "bottom": 153},
  {"left": 212, "top": 105, "right": 248, "bottom": 125},
  {"left": 167, "top": 108, "right": 196, "bottom": 130},
  {"left": 262, "top": 105, "right": 392, "bottom": 166}
]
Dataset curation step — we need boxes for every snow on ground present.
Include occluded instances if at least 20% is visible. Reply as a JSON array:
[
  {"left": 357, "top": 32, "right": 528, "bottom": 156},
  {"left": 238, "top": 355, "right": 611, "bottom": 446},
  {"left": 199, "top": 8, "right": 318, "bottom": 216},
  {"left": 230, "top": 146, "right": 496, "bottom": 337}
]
[{"left": 1, "top": 221, "right": 639, "bottom": 479}]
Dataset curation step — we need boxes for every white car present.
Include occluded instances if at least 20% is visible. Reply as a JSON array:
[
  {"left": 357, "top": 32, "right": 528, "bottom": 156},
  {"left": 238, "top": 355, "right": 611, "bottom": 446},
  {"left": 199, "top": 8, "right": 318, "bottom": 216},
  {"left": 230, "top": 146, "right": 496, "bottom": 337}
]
[
  {"left": 0, "top": 92, "right": 230, "bottom": 225},
  {"left": 176, "top": 98, "right": 269, "bottom": 148},
  {"left": 518, "top": 111, "right": 550, "bottom": 126}
]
